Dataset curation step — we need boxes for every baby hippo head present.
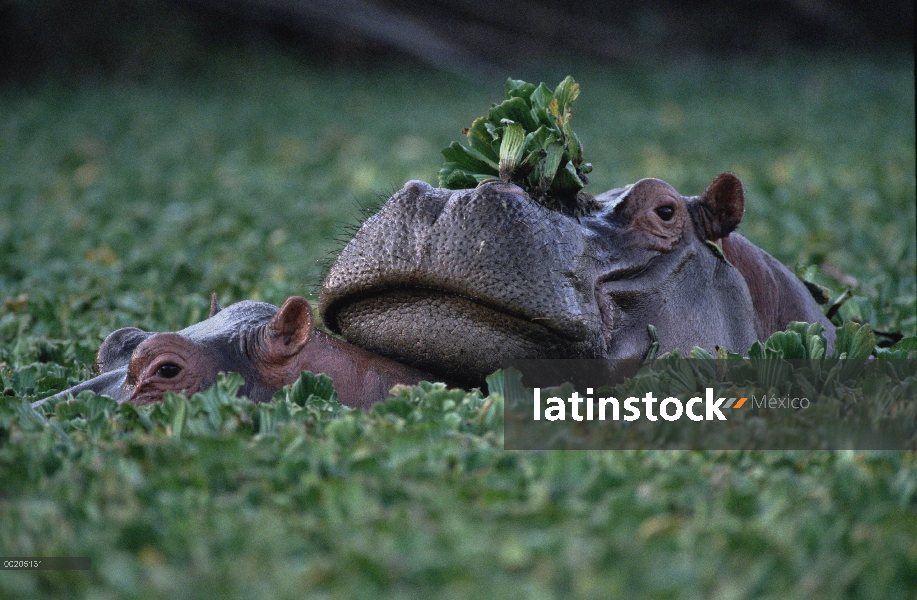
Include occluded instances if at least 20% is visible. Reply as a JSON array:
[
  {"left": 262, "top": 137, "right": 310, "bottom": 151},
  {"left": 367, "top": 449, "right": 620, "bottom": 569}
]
[
  {"left": 95, "top": 329, "right": 219, "bottom": 406},
  {"left": 44, "top": 296, "right": 317, "bottom": 406}
]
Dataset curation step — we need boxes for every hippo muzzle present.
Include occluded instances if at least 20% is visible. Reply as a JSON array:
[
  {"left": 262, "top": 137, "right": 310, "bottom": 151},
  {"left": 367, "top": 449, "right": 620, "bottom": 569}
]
[
  {"left": 50, "top": 369, "right": 131, "bottom": 404},
  {"left": 320, "top": 181, "right": 609, "bottom": 384}
]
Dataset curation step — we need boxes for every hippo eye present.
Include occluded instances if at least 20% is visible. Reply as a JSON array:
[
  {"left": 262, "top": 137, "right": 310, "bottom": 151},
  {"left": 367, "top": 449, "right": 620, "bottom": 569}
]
[
  {"left": 656, "top": 206, "right": 675, "bottom": 221},
  {"left": 156, "top": 363, "right": 181, "bottom": 379}
]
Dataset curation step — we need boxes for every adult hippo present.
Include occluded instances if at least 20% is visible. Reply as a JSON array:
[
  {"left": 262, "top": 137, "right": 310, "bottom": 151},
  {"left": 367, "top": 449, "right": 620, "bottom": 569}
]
[
  {"left": 320, "top": 173, "right": 835, "bottom": 385},
  {"left": 37, "top": 296, "right": 432, "bottom": 409}
]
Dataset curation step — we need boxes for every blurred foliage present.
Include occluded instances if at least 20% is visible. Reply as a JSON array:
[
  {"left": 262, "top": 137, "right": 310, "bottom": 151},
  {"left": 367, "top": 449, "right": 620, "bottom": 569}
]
[{"left": 2, "top": 370, "right": 916, "bottom": 598}]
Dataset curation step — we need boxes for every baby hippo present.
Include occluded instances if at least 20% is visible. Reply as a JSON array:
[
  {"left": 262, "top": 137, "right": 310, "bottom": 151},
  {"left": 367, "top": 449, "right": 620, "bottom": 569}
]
[{"left": 37, "top": 295, "right": 432, "bottom": 409}]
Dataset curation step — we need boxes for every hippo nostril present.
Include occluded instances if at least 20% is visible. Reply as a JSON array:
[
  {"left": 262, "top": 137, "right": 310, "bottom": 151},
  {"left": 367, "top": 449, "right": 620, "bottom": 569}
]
[{"left": 156, "top": 363, "right": 181, "bottom": 379}]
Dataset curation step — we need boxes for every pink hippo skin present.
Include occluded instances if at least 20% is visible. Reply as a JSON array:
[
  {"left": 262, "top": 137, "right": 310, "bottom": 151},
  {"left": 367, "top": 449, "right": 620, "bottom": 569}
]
[{"left": 39, "top": 296, "right": 432, "bottom": 409}]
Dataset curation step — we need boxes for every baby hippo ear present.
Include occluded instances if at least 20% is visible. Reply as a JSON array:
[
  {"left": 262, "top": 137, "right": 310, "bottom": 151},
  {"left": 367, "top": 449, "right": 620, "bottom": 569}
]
[
  {"left": 265, "top": 296, "right": 314, "bottom": 358},
  {"left": 695, "top": 172, "right": 745, "bottom": 240}
]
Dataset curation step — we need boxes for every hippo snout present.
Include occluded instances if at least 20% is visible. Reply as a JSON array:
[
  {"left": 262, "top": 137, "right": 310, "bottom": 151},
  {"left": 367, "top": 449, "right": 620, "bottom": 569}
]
[
  {"left": 34, "top": 368, "right": 129, "bottom": 408},
  {"left": 320, "top": 181, "right": 607, "bottom": 384}
]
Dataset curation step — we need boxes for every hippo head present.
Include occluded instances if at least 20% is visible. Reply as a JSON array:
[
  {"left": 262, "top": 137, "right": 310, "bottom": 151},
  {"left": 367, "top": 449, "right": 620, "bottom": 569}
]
[
  {"left": 320, "top": 173, "right": 829, "bottom": 386},
  {"left": 45, "top": 297, "right": 316, "bottom": 406}
]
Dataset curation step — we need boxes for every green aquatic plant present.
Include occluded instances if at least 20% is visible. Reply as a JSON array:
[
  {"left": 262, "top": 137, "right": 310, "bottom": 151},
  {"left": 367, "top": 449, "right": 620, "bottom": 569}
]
[{"left": 439, "top": 76, "right": 597, "bottom": 214}]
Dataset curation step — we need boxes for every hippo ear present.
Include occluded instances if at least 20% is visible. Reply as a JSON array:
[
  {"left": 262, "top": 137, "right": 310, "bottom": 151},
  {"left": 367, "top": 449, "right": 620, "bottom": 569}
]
[
  {"left": 265, "top": 296, "right": 314, "bottom": 358},
  {"left": 695, "top": 172, "right": 745, "bottom": 240},
  {"left": 209, "top": 293, "right": 224, "bottom": 318}
]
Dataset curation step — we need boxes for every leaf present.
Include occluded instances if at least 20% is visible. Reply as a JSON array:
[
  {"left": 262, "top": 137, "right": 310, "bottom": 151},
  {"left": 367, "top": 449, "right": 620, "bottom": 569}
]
[
  {"left": 164, "top": 393, "right": 188, "bottom": 438},
  {"left": 439, "top": 141, "right": 498, "bottom": 189},
  {"left": 567, "top": 131, "right": 584, "bottom": 164},
  {"left": 538, "top": 142, "right": 565, "bottom": 191},
  {"left": 505, "top": 79, "right": 536, "bottom": 101},
  {"left": 848, "top": 323, "right": 876, "bottom": 360},
  {"left": 215, "top": 371, "right": 245, "bottom": 397},
  {"left": 549, "top": 161, "right": 585, "bottom": 195},
  {"left": 705, "top": 240, "right": 726, "bottom": 260},
  {"left": 441, "top": 141, "right": 498, "bottom": 175},
  {"left": 257, "top": 404, "right": 277, "bottom": 434},
  {"left": 547, "top": 97, "right": 561, "bottom": 120},
  {"left": 484, "top": 369, "right": 506, "bottom": 397},
  {"left": 86, "top": 394, "right": 118, "bottom": 419},
  {"left": 889, "top": 336, "right": 917, "bottom": 352},
  {"left": 439, "top": 167, "right": 480, "bottom": 189},
  {"left": 785, "top": 321, "right": 826, "bottom": 359},
  {"left": 553, "top": 76, "right": 580, "bottom": 114},
  {"left": 517, "top": 147, "right": 547, "bottom": 175},
  {"left": 646, "top": 324, "right": 660, "bottom": 361},
  {"left": 118, "top": 401, "right": 155, "bottom": 432},
  {"left": 748, "top": 341, "right": 769, "bottom": 360},
  {"left": 499, "top": 122, "right": 526, "bottom": 181},
  {"left": 688, "top": 347, "right": 714, "bottom": 360},
  {"left": 466, "top": 117, "right": 499, "bottom": 164},
  {"left": 874, "top": 336, "right": 917, "bottom": 360},
  {"left": 525, "top": 126, "right": 553, "bottom": 149},
  {"left": 281, "top": 370, "right": 338, "bottom": 406},
  {"left": 529, "top": 82, "right": 554, "bottom": 111},
  {"left": 486, "top": 367, "right": 529, "bottom": 410},
  {"left": 833, "top": 321, "right": 876, "bottom": 359},
  {"left": 488, "top": 97, "right": 539, "bottom": 133},
  {"left": 764, "top": 330, "right": 807, "bottom": 359}
]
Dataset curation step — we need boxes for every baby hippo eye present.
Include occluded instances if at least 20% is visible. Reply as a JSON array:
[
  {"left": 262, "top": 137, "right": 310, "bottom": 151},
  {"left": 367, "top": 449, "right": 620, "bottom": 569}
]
[
  {"left": 655, "top": 205, "right": 675, "bottom": 221},
  {"left": 156, "top": 363, "right": 182, "bottom": 379}
]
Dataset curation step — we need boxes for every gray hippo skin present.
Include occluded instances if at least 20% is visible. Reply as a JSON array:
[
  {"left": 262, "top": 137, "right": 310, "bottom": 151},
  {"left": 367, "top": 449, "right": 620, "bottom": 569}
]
[
  {"left": 37, "top": 296, "right": 432, "bottom": 409},
  {"left": 320, "top": 173, "right": 835, "bottom": 385}
]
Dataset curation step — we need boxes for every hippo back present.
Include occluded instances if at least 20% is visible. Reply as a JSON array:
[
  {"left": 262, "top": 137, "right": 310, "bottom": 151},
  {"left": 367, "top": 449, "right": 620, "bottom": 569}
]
[{"left": 722, "top": 233, "right": 836, "bottom": 345}]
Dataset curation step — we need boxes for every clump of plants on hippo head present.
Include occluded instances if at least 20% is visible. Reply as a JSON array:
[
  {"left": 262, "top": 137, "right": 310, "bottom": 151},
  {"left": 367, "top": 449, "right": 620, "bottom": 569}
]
[{"left": 439, "top": 76, "right": 598, "bottom": 215}]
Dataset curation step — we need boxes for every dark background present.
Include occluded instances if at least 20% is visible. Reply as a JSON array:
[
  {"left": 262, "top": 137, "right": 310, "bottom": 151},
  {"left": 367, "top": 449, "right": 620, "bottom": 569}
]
[{"left": 1, "top": 0, "right": 913, "bottom": 81}]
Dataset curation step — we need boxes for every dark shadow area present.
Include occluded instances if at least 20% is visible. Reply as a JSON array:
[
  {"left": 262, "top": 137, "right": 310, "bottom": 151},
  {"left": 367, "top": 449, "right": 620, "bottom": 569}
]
[{"left": 1, "top": 0, "right": 913, "bottom": 81}]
